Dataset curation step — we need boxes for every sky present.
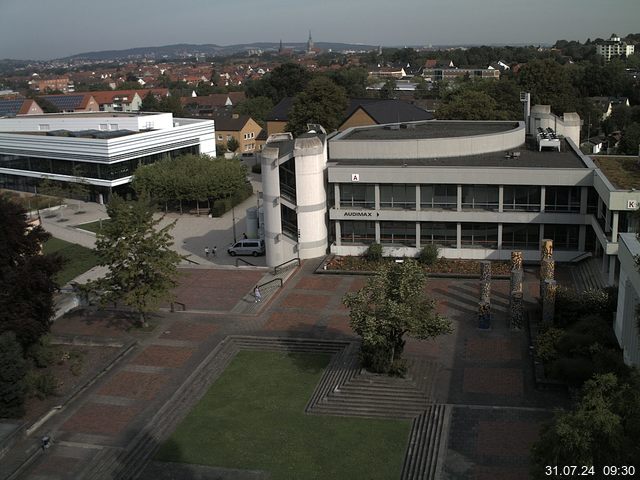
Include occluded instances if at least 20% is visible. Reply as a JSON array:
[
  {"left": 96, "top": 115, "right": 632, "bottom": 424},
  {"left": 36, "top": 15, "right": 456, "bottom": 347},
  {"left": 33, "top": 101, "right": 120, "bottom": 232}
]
[{"left": 0, "top": 0, "right": 639, "bottom": 60}]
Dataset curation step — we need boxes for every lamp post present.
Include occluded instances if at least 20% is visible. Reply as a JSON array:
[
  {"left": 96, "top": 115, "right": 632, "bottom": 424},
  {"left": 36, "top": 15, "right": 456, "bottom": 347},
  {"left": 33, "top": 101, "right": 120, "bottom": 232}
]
[{"left": 231, "top": 201, "right": 237, "bottom": 243}]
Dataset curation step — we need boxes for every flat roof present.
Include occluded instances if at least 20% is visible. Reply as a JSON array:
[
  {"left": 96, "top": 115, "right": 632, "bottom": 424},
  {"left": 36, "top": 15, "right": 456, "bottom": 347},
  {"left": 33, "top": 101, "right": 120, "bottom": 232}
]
[
  {"left": 341, "top": 121, "right": 519, "bottom": 141},
  {"left": 330, "top": 139, "right": 587, "bottom": 169},
  {"left": 1, "top": 112, "right": 160, "bottom": 119},
  {"left": 592, "top": 156, "right": 640, "bottom": 189}
]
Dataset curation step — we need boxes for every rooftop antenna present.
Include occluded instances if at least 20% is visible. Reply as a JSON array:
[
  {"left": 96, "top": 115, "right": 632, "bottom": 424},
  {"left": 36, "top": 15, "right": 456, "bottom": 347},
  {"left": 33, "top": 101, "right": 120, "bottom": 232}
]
[{"left": 520, "top": 92, "right": 531, "bottom": 132}]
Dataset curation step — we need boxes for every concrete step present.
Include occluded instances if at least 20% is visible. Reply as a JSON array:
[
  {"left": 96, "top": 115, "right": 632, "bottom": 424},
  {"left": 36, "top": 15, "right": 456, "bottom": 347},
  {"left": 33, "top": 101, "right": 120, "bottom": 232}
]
[{"left": 310, "top": 404, "right": 420, "bottom": 419}]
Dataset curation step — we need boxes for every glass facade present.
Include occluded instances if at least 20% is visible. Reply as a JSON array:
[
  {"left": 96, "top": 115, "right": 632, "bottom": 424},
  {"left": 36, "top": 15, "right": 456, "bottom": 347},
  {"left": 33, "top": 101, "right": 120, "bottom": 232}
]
[
  {"left": 462, "top": 185, "right": 499, "bottom": 210},
  {"left": 420, "top": 184, "right": 457, "bottom": 210},
  {"left": 278, "top": 159, "right": 296, "bottom": 203},
  {"left": 503, "top": 186, "right": 541, "bottom": 211},
  {"left": 341, "top": 221, "right": 376, "bottom": 244},
  {"left": 421, "top": 222, "right": 457, "bottom": 248},
  {"left": 545, "top": 186, "right": 581, "bottom": 213},
  {"left": 544, "top": 224, "right": 579, "bottom": 250},
  {"left": 380, "top": 221, "right": 416, "bottom": 246},
  {"left": 281, "top": 204, "right": 298, "bottom": 240},
  {"left": 380, "top": 184, "right": 415, "bottom": 209},
  {"left": 340, "top": 184, "right": 375, "bottom": 209},
  {"left": 461, "top": 223, "right": 498, "bottom": 248},
  {"left": 0, "top": 146, "right": 198, "bottom": 182},
  {"left": 502, "top": 223, "right": 540, "bottom": 249}
]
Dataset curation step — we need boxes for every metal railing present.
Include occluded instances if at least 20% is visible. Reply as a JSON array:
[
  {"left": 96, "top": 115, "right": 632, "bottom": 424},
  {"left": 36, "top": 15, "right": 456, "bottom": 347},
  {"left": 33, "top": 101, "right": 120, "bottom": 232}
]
[
  {"left": 568, "top": 251, "right": 593, "bottom": 263},
  {"left": 257, "top": 278, "right": 283, "bottom": 290},
  {"left": 273, "top": 257, "right": 300, "bottom": 275},
  {"left": 235, "top": 258, "right": 256, "bottom": 267},
  {"left": 170, "top": 301, "right": 186, "bottom": 312},
  {"left": 183, "top": 255, "right": 200, "bottom": 265}
]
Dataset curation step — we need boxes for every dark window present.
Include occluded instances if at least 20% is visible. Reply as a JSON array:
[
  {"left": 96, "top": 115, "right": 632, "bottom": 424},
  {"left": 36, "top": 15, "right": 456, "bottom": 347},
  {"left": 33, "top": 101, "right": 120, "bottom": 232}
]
[
  {"left": 503, "top": 186, "right": 541, "bottom": 211},
  {"left": 544, "top": 224, "right": 579, "bottom": 250},
  {"left": 380, "top": 184, "right": 415, "bottom": 209},
  {"left": 380, "top": 221, "right": 416, "bottom": 246},
  {"left": 421, "top": 184, "right": 457, "bottom": 210},
  {"left": 341, "top": 221, "right": 376, "bottom": 244},
  {"left": 340, "top": 184, "right": 375, "bottom": 208},
  {"left": 421, "top": 222, "right": 457, "bottom": 248},
  {"left": 545, "top": 186, "right": 580, "bottom": 213},
  {"left": 587, "top": 187, "right": 598, "bottom": 215},
  {"left": 502, "top": 223, "right": 540, "bottom": 249},
  {"left": 462, "top": 185, "right": 499, "bottom": 210},
  {"left": 281, "top": 204, "right": 298, "bottom": 240},
  {"left": 278, "top": 159, "right": 296, "bottom": 202},
  {"left": 461, "top": 223, "right": 498, "bottom": 248}
]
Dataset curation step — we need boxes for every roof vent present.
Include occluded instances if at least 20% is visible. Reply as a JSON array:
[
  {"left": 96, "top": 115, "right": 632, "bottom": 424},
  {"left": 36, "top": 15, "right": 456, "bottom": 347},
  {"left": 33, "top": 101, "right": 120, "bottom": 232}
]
[{"left": 384, "top": 124, "right": 400, "bottom": 130}]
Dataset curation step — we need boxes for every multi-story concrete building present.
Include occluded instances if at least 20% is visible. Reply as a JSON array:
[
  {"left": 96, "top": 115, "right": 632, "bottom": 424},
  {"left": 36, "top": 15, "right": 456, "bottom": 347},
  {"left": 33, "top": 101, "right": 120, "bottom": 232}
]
[
  {"left": 596, "top": 34, "right": 635, "bottom": 62},
  {"left": 0, "top": 112, "right": 215, "bottom": 203}
]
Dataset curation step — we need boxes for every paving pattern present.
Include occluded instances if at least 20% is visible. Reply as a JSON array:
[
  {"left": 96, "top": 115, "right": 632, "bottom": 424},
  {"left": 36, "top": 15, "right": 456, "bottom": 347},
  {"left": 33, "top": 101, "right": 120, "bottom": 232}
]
[{"left": 5, "top": 262, "right": 571, "bottom": 480}]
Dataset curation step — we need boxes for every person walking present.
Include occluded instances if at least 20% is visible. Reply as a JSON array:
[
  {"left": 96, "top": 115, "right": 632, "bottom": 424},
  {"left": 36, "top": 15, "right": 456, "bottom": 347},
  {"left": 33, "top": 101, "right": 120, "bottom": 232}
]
[
  {"left": 212, "top": 246, "right": 217, "bottom": 257},
  {"left": 242, "top": 233, "right": 248, "bottom": 239},
  {"left": 254, "top": 285, "right": 262, "bottom": 303},
  {"left": 204, "top": 246, "right": 209, "bottom": 258}
]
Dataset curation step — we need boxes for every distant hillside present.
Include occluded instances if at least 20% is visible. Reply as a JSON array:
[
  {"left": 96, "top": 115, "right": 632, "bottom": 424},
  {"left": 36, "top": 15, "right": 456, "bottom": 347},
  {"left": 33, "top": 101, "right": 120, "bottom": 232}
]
[{"left": 59, "top": 42, "right": 381, "bottom": 61}]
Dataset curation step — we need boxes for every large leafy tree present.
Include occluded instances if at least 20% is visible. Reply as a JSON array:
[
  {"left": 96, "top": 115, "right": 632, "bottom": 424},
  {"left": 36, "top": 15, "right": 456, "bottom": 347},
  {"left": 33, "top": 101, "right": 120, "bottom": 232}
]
[
  {"left": 286, "top": 77, "right": 348, "bottom": 135},
  {"left": 0, "top": 332, "right": 28, "bottom": 418},
  {"left": 87, "top": 196, "right": 182, "bottom": 327},
  {"left": 235, "top": 96, "right": 274, "bottom": 126},
  {"left": 245, "top": 63, "right": 311, "bottom": 104},
  {"left": 343, "top": 260, "right": 452, "bottom": 374},
  {"left": 531, "top": 372, "right": 640, "bottom": 477},
  {"left": 0, "top": 196, "right": 62, "bottom": 351}
]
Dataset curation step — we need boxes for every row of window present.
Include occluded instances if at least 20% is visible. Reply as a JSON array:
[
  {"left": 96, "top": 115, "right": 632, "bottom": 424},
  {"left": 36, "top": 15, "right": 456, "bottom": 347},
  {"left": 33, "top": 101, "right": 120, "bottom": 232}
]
[
  {"left": 338, "top": 184, "right": 586, "bottom": 212},
  {"left": 339, "top": 221, "right": 579, "bottom": 250}
]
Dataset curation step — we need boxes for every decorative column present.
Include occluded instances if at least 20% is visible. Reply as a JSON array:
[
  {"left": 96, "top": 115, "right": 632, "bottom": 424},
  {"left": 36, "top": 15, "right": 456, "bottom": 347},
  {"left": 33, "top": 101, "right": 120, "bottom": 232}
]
[
  {"left": 542, "top": 279, "right": 557, "bottom": 324},
  {"left": 478, "top": 261, "right": 492, "bottom": 329},
  {"left": 510, "top": 291, "right": 524, "bottom": 330},
  {"left": 509, "top": 250, "right": 524, "bottom": 329},
  {"left": 540, "top": 239, "right": 554, "bottom": 298}
]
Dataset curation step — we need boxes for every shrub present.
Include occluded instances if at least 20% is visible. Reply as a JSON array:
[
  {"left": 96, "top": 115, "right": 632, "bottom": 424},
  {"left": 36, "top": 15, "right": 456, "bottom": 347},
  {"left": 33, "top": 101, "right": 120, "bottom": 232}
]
[
  {"left": 27, "top": 335, "right": 58, "bottom": 368},
  {"left": 0, "top": 332, "right": 28, "bottom": 418},
  {"left": 535, "top": 327, "right": 565, "bottom": 362},
  {"left": 417, "top": 244, "right": 439, "bottom": 266},
  {"left": 554, "top": 287, "right": 618, "bottom": 327},
  {"left": 364, "top": 243, "right": 383, "bottom": 262},
  {"left": 25, "top": 371, "right": 59, "bottom": 400},
  {"left": 548, "top": 357, "right": 595, "bottom": 386}
]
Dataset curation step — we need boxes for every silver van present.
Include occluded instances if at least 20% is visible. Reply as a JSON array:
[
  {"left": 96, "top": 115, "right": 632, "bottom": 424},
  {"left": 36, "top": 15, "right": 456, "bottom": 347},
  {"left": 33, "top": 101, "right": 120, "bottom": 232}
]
[{"left": 227, "top": 239, "right": 265, "bottom": 257}]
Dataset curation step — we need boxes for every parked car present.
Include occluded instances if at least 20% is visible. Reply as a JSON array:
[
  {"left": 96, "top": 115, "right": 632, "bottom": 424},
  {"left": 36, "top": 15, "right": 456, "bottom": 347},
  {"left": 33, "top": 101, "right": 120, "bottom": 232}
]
[{"left": 227, "top": 239, "right": 265, "bottom": 257}]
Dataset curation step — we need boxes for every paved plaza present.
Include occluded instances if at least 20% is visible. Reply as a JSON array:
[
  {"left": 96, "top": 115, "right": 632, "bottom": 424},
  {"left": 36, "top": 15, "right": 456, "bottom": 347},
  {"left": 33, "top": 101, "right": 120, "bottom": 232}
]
[{"left": 1, "top": 259, "right": 567, "bottom": 480}]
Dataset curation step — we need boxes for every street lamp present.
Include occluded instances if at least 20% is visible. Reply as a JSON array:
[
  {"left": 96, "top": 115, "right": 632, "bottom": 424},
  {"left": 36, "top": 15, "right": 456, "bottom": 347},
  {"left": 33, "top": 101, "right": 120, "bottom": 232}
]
[{"left": 231, "top": 201, "right": 237, "bottom": 243}]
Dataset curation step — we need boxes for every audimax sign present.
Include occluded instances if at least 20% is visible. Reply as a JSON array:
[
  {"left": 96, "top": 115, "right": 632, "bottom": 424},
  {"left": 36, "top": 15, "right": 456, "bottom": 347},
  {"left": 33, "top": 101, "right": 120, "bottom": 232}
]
[{"left": 342, "top": 211, "right": 379, "bottom": 217}]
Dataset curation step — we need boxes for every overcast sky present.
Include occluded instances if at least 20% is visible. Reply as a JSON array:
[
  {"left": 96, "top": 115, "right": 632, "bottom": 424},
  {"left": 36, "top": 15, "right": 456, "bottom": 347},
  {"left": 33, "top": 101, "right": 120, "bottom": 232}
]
[{"left": 1, "top": 0, "right": 638, "bottom": 60}]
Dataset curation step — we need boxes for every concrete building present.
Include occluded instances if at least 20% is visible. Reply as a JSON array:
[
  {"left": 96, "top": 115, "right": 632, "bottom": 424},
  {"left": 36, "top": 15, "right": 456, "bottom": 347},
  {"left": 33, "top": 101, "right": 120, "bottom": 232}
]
[
  {"left": 615, "top": 233, "right": 640, "bottom": 367},
  {"left": 596, "top": 34, "right": 635, "bottom": 62},
  {"left": 213, "top": 114, "right": 262, "bottom": 154},
  {"left": 0, "top": 112, "right": 215, "bottom": 203}
]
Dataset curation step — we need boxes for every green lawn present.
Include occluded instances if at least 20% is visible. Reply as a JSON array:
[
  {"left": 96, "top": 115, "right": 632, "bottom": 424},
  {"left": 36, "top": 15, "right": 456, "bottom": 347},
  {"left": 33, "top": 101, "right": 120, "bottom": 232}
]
[
  {"left": 75, "top": 219, "right": 110, "bottom": 233},
  {"left": 156, "top": 351, "right": 410, "bottom": 480},
  {"left": 43, "top": 237, "right": 99, "bottom": 285}
]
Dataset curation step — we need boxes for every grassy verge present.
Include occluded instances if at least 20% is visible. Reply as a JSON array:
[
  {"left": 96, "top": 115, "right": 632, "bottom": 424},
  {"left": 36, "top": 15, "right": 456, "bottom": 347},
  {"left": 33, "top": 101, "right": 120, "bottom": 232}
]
[
  {"left": 43, "top": 237, "right": 99, "bottom": 285},
  {"left": 75, "top": 219, "right": 110, "bottom": 234},
  {"left": 156, "top": 351, "right": 410, "bottom": 479}
]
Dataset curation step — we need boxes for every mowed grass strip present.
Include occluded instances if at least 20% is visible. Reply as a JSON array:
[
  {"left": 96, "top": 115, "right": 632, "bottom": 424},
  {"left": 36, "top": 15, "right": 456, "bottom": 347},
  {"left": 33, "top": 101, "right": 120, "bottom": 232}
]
[
  {"left": 75, "top": 219, "right": 110, "bottom": 233},
  {"left": 156, "top": 351, "right": 410, "bottom": 480},
  {"left": 43, "top": 237, "right": 99, "bottom": 285}
]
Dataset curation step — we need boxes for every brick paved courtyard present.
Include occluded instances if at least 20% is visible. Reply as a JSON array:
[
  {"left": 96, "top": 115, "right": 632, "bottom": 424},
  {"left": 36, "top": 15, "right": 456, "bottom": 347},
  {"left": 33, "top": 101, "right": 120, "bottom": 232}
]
[{"left": 11, "top": 263, "right": 568, "bottom": 479}]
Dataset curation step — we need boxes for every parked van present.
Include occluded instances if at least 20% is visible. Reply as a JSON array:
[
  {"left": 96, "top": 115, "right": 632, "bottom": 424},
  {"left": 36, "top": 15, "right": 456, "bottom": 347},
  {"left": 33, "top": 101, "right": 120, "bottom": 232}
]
[{"left": 227, "top": 239, "right": 265, "bottom": 257}]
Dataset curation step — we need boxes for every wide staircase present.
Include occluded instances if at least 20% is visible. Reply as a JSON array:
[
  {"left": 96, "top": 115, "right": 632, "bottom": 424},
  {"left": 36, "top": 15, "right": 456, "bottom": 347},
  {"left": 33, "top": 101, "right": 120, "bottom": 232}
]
[{"left": 571, "top": 257, "right": 607, "bottom": 292}]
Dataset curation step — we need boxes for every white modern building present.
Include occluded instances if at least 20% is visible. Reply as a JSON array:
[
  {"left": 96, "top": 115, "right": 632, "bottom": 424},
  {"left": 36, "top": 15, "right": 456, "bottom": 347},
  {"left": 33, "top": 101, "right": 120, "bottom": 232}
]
[
  {"left": 0, "top": 112, "right": 215, "bottom": 202},
  {"left": 596, "top": 34, "right": 635, "bottom": 62},
  {"left": 615, "top": 233, "right": 640, "bottom": 367}
]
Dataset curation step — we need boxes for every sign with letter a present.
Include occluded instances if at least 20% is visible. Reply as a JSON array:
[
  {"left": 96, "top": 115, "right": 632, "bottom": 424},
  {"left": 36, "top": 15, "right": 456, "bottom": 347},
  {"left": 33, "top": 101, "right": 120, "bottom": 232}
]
[{"left": 351, "top": 173, "right": 360, "bottom": 182}]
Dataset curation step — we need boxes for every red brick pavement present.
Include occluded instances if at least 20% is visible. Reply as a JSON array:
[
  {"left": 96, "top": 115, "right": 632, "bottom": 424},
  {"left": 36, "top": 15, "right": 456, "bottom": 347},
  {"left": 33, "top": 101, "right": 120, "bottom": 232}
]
[
  {"left": 404, "top": 337, "right": 441, "bottom": 357},
  {"left": 347, "top": 277, "right": 367, "bottom": 292},
  {"left": 465, "top": 338, "right": 521, "bottom": 362},
  {"left": 476, "top": 420, "right": 540, "bottom": 456},
  {"left": 62, "top": 403, "right": 141, "bottom": 436},
  {"left": 280, "top": 293, "right": 331, "bottom": 310},
  {"left": 264, "top": 311, "right": 322, "bottom": 332},
  {"left": 30, "top": 456, "right": 81, "bottom": 476},
  {"left": 296, "top": 276, "right": 342, "bottom": 291},
  {"left": 159, "top": 321, "right": 218, "bottom": 342},
  {"left": 325, "top": 314, "right": 354, "bottom": 336},
  {"left": 51, "top": 311, "right": 132, "bottom": 338},
  {"left": 172, "top": 269, "right": 263, "bottom": 311},
  {"left": 97, "top": 371, "right": 170, "bottom": 400},
  {"left": 463, "top": 367, "right": 524, "bottom": 396},
  {"left": 131, "top": 345, "right": 194, "bottom": 369}
]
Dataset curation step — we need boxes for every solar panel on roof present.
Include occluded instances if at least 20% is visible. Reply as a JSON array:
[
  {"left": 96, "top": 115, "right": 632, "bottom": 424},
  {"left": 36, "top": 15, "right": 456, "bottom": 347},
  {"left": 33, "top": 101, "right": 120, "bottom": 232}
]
[
  {"left": 42, "top": 95, "right": 84, "bottom": 110},
  {"left": 0, "top": 99, "right": 24, "bottom": 116}
]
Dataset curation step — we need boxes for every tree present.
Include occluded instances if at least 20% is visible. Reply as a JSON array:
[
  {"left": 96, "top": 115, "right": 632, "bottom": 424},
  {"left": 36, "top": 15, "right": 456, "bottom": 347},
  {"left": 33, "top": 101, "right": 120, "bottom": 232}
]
[
  {"left": 436, "top": 89, "right": 508, "bottom": 120},
  {"left": 226, "top": 137, "right": 240, "bottom": 153},
  {"left": 516, "top": 58, "right": 577, "bottom": 114},
  {"left": 286, "top": 77, "right": 348, "bottom": 135},
  {"left": 531, "top": 372, "right": 640, "bottom": 477},
  {"left": 617, "top": 122, "right": 640, "bottom": 155},
  {"left": 235, "top": 96, "right": 274, "bottom": 126},
  {"left": 158, "top": 95, "right": 183, "bottom": 116},
  {"left": 87, "top": 196, "right": 182, "bottom": 327},
  {"left": 379, "top": 78, "right": 397, "bottom": 99},
  {"left": 245, "top": 63, "right": 311, "bottom": 104},
  {"left": 0, "top": 332, "right": 28, "bottom": 418},
  {"left": 140, "top": 91, "right": 160, "bottom": 112},
  {"left": 0, "top": 196, "right": 62, "bottom": 351},
  {"left": 343, "top": 260, "right": 452, "bottom": 374},
  {"left": 329, "top": 67, "right": 368, "bottom": 98}
]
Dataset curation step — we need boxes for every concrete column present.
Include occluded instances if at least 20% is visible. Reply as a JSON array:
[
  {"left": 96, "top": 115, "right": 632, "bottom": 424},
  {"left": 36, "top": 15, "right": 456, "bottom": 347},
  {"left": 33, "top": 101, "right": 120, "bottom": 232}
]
[
  {"left": 335, "top": 221, "right": 341, "bottom": 246},
  {"left": 261, "top": 147, "right": 284, "bottom": 267},
  {"left": 602, "top": 253, "right": 608, "bottom": 274},
  {"left": 456, "top": 222, "right": 462, "bottom": 249},
  {"left": 578, "top": 225, "right": 586, "bottom": 251},
  {"left": 597, "top": 197, "right": 603, "bottom": 219},
  {"left": 374, "top": 184, "right": 380, "bottom": 210},
  {"left": 538, "top": 224, "right": 545, "bottom": 251},
  {"left": 497, "top": 223, "right": 503, "bottom": 249},
  {"left": 415, "top": 184, "right": 421, "bottom": 211},
  {"left": 457, "top": 185, "right": 462, "bottom": 212},
  {"left": 605, "top": 208, "right": 611, "bottom": 233},
  {"left": 334, "top": 184, "right": 340, "bottom": 209},
  {"left": 612, "top": 212, "right": 619, "bottom": 242},
  {"left": 498, "top": 185, "right": 504, "bottom": 213},
  {"left": 375, "top": 221, "right": 380, "bottom": 243},
  {"left": 415, "top": 223, "right": 421, "bottom": 249},
  {"left": 580, "top": 186, "right": 588, "bottom": 215},
  {"left": 540, "top": 186, "right": 546, "bottom": 213},
  {"left": 609, "top": 256, "right": 616, "bottom": 286}
]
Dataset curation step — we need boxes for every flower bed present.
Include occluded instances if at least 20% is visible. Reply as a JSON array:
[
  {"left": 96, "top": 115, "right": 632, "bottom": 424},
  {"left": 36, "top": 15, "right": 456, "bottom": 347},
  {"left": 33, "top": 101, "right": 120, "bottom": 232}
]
[{"left": 325, "top": 255, "right": 511, "bottom": 276}]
